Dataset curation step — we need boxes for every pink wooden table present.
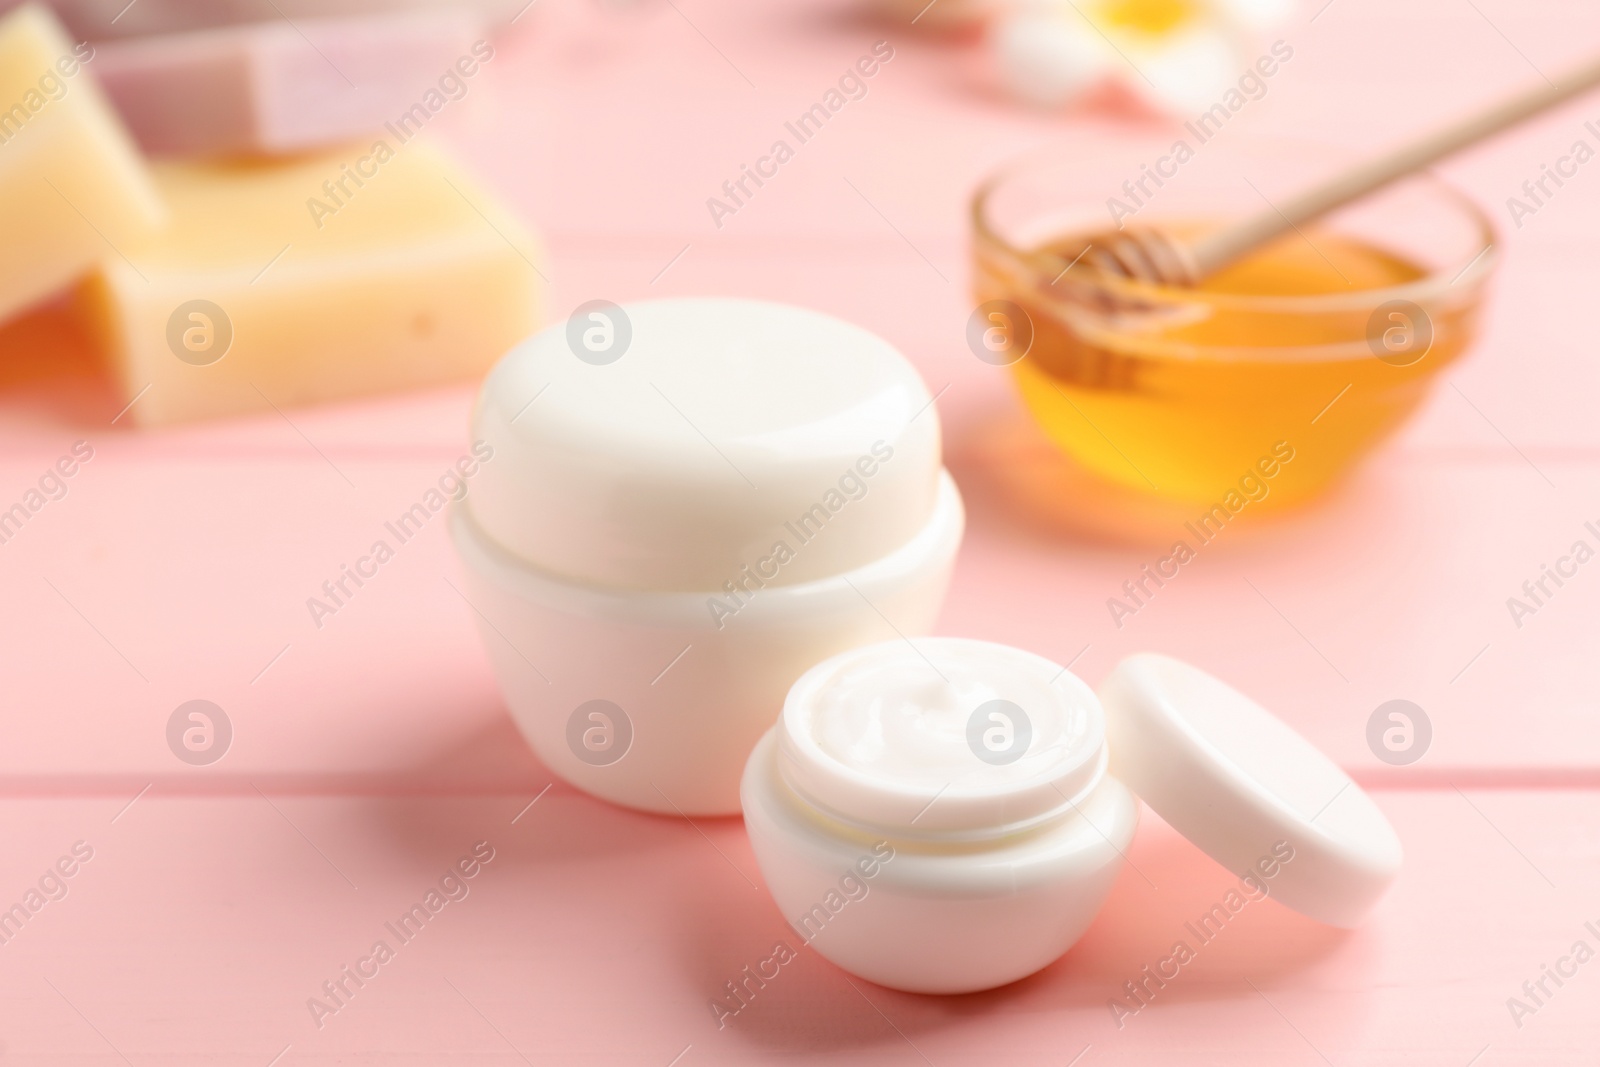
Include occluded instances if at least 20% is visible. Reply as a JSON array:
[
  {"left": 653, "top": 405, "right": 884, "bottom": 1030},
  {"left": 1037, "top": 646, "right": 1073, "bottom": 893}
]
[{"left": 2, "top": 0, "right": 1599, "bottom": 1061}]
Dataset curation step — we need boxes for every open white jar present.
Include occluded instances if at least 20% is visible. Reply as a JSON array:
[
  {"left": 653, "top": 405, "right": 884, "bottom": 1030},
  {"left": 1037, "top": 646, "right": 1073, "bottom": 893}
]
[
  {"left": 453, "top": 299, "right": 963, "bottom": 816},
  {"left": 742, "top": 638, "right": 1403, "bottom": 994}
]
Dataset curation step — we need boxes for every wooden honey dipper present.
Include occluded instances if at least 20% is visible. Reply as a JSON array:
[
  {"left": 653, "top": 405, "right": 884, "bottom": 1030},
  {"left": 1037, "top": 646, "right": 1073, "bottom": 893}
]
[{"left": 1074, "top": 51, "right": 1600, "bottom": 287}]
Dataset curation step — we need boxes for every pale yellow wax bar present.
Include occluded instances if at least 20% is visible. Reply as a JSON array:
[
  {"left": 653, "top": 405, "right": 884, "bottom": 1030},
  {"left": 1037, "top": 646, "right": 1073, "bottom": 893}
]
[
  {"left": 81, "top": 137, "right": 544, "bottom": 425},
  {"left": 0, "top": 3, "right": 164, "bottom": 323}
]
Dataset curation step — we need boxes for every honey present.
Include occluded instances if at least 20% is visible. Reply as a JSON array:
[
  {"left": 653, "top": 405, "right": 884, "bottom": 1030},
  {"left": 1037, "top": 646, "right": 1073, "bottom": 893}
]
[{"left": 976, "top": 224, "right": 1488, "bottom": 507}]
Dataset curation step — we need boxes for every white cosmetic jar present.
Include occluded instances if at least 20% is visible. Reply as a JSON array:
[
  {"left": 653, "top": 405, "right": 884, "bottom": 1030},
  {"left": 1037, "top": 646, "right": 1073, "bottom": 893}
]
[
  {"left": 742, "top": 639, "right": 1403, "bottom": 994},
  {"left": 452, "top": 299, "right": 964, "bottom": 816}
]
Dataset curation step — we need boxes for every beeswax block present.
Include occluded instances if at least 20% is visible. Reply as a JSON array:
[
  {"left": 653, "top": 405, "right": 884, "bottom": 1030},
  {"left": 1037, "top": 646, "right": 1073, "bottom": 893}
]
[
  {"left": 0, "top": 3, "right": 163, "bottom": 322},
  {"left": 80, "top": 138, "right": 543, "bottom": 425},
  {"left": 93, "top": 11, "right": 487, "bottom": 157}
]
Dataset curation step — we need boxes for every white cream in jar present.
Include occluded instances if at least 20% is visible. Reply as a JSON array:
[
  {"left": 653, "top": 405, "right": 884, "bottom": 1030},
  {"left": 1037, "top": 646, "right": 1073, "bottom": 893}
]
[
  {"left": 743, "top": 639, "right": 1402, "bottom": 994},
  {"left": 745, "top": 638, "right": 1137, "bottom": 994},
  {"left": 807, "top": 642, "right": 1089, "bottom": 789}
]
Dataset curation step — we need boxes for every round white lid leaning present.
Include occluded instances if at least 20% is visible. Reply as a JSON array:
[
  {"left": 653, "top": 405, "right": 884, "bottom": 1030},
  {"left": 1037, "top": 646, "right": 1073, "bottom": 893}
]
[
  {"left": 468, "top": 298, "right": 943, "bottom": 592},
  {"left": 1098, "top": 653, "right": 1403, "bottom": 929}
]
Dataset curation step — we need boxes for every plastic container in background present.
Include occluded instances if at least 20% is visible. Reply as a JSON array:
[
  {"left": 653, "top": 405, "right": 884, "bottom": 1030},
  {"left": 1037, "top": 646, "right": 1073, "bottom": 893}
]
[{"left": 454, "top": 299, "right": 964, "bottom": 816}]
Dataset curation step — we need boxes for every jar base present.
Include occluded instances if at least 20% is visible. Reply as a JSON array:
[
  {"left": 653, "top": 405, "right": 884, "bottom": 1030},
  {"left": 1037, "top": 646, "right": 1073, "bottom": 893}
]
[
  {"left": 741, "top": 731, "right": 1138, "bottom": 993},
  {"left": 451, "top": 472, "right": 965, "bottom": 816}
]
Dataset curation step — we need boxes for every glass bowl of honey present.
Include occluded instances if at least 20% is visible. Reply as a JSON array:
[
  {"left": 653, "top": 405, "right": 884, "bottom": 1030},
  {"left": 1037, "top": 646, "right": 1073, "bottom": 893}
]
[{"left": 971, "top": 135, "right": 1497, "bottom": 508}]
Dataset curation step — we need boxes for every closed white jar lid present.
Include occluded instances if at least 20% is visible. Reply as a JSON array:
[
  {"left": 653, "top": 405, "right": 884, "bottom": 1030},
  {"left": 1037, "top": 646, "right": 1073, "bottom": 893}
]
[
  {"left": 468, "top": 298, "right": 943, "bottom": 592},
  {"left": 1099, "top": 653, "right": 1403, "bottom": 929}
]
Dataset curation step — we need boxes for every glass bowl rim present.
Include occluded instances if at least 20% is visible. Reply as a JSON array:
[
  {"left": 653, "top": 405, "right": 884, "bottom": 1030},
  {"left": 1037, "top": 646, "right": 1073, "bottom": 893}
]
[{"left": 970, "top": 139, "right": 1500, "bottom": 315}]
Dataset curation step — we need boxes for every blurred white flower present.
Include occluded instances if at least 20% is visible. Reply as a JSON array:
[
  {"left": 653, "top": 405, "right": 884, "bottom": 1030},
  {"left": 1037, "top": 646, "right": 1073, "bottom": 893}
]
[
  {"left": 987, "top": 0, "right": 1294, "bottom": 115},
  {"left": 992, "top": 10, "right": 1116, "bottom": 107}
]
